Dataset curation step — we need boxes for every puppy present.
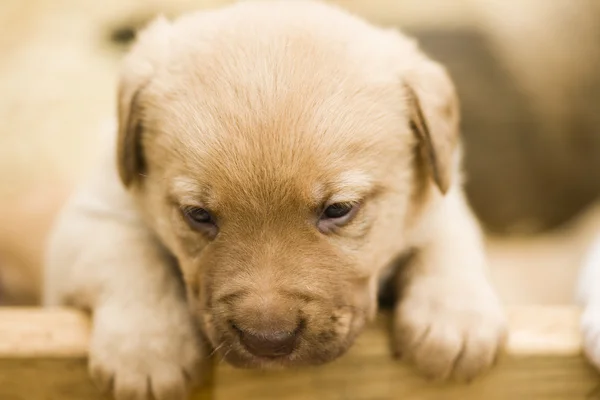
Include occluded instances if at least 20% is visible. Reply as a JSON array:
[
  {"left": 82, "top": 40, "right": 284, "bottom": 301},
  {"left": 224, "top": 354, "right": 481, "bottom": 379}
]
[
  {"left": 44, "top": 1, "right": 506, "bottom": 399},
  {"left": 578, "top": 231, "right": 600, "bottom": 369}
]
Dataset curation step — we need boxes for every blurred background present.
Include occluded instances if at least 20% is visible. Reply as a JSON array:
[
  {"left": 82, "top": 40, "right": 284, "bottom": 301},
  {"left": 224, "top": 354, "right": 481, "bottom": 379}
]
[{"left": 1, "top": 0, "right": 599, "bottom": 306}]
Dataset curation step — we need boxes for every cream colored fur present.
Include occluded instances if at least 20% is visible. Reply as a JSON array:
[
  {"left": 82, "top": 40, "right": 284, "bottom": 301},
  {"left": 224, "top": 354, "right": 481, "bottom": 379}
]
[{"left": 45, "top": 2, "right": 505, "bottom": 399}]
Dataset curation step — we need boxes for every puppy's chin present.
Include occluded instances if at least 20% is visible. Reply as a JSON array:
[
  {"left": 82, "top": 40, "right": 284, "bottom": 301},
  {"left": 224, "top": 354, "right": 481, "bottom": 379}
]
[{"left": 219, "top": 342, "right": 351, "bottom": 370}]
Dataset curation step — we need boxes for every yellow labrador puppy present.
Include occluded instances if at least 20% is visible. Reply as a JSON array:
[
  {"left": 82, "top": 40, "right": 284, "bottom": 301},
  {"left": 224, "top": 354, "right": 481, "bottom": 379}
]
[{"left": 45, "top": 1, "right": 506, "bottom": 399}]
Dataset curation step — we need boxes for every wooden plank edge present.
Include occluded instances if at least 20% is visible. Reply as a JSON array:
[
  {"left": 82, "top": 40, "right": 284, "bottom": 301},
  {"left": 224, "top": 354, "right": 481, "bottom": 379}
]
[
  {"left": 0, "top": 306, "right": 597, "bottom": 400},
  {"left": 0, "top": 306, "right": 585, "bottom": 358}
]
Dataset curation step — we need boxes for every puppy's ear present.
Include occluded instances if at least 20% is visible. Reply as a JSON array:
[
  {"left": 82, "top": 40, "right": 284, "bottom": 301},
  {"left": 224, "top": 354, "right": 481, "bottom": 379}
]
[
  {"left": 405, "top": 59, "right": 460, "bottom": 194},
  {"left": 117, "top": 16, "right": 171, "bottom": 187}
]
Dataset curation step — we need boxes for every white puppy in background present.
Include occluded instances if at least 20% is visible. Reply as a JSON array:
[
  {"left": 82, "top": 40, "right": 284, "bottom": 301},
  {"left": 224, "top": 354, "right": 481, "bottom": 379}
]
[{"left": 578, "top": 232, "right": 600, "bottom": 369}]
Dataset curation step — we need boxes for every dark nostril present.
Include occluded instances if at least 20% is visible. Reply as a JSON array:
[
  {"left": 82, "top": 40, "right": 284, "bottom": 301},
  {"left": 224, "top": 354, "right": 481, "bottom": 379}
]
[{"left": 232, "top": 321, "right": 302, "bottom": 358}]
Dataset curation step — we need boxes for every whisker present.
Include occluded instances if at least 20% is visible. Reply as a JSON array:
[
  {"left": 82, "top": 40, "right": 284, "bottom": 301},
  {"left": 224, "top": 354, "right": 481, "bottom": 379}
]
[
  {"left": 219, "top": 348, "right": 233, "bottom": 364},
  {"left": 209, "top": 342, "right": 226, "bottom": 357}
]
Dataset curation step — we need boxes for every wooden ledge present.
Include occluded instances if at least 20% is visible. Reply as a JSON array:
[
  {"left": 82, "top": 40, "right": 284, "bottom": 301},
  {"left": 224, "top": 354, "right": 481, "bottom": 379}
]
[{"left": 0, "top": 306, "right": 598, "bottom": 399}]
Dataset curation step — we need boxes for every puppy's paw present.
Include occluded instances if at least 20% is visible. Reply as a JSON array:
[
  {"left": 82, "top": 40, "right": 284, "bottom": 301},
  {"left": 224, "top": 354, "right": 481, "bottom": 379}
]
[
  {"left": 581, "top": 306, "right": 600, "bottom": 370},
  {"left": 393, "top": 278, "right": 506, "bottom": 381},
  {"left": 89, "top": 302, "right": 204, "bottom": 400}
]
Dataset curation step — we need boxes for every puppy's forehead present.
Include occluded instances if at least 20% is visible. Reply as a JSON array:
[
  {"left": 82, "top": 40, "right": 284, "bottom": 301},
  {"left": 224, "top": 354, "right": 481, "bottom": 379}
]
[
  {"left": 149, "top": 6, "right": 415, "bottom": 209},
  {"left": 161, "top": 84, "right": 403, "bottom": 211}
]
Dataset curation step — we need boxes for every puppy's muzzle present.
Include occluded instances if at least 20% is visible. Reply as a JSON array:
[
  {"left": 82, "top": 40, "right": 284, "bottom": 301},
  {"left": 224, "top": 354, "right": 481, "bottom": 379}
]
[{"left": 231, "top": 320, "right": 304, "bottom": 358}]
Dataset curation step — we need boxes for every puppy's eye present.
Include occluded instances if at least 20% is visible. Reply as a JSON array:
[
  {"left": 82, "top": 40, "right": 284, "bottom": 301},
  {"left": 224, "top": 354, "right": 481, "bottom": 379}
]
[
  {"left": 318, "top": 202, "right": 359, "bottom": 233},
  {"left": 322, "top": 203, "right": 354, "bottom": 219},
  {"left": 181, "top": 206, "right": 218, "bottom": 235},
  {"left": 184, "top": 207, "right": 212, "bottom": 224}
]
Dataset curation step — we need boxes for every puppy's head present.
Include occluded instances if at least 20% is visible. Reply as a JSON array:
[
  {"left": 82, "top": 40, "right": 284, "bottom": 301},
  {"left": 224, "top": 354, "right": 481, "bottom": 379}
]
[{"left": 116, "top": 1, "right": 459, "bottom": 367}]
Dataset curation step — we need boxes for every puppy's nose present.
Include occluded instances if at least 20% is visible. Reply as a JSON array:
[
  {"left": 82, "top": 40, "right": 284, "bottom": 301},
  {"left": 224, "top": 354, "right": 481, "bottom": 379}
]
[{"left": 233, "top": 323, "right": 300, "bottom": 358}]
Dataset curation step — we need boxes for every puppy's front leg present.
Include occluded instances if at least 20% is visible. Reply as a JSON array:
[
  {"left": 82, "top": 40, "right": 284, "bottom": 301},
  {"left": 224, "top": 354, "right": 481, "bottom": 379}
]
[
  {"left": 394, "top": 189, "right": 506, "bottom": 381},
  {"left": 44, "top": 172, "right": 204, "bottom": 400}
]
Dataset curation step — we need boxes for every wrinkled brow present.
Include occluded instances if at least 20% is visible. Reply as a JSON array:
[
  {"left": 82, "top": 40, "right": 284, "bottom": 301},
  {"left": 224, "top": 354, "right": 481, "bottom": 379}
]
[
  {"left": 169, "top": 176, "right": 215, "bottom": 207},
  {"left": 312, "top": 171, "right": 377, "bottom": 205}
]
